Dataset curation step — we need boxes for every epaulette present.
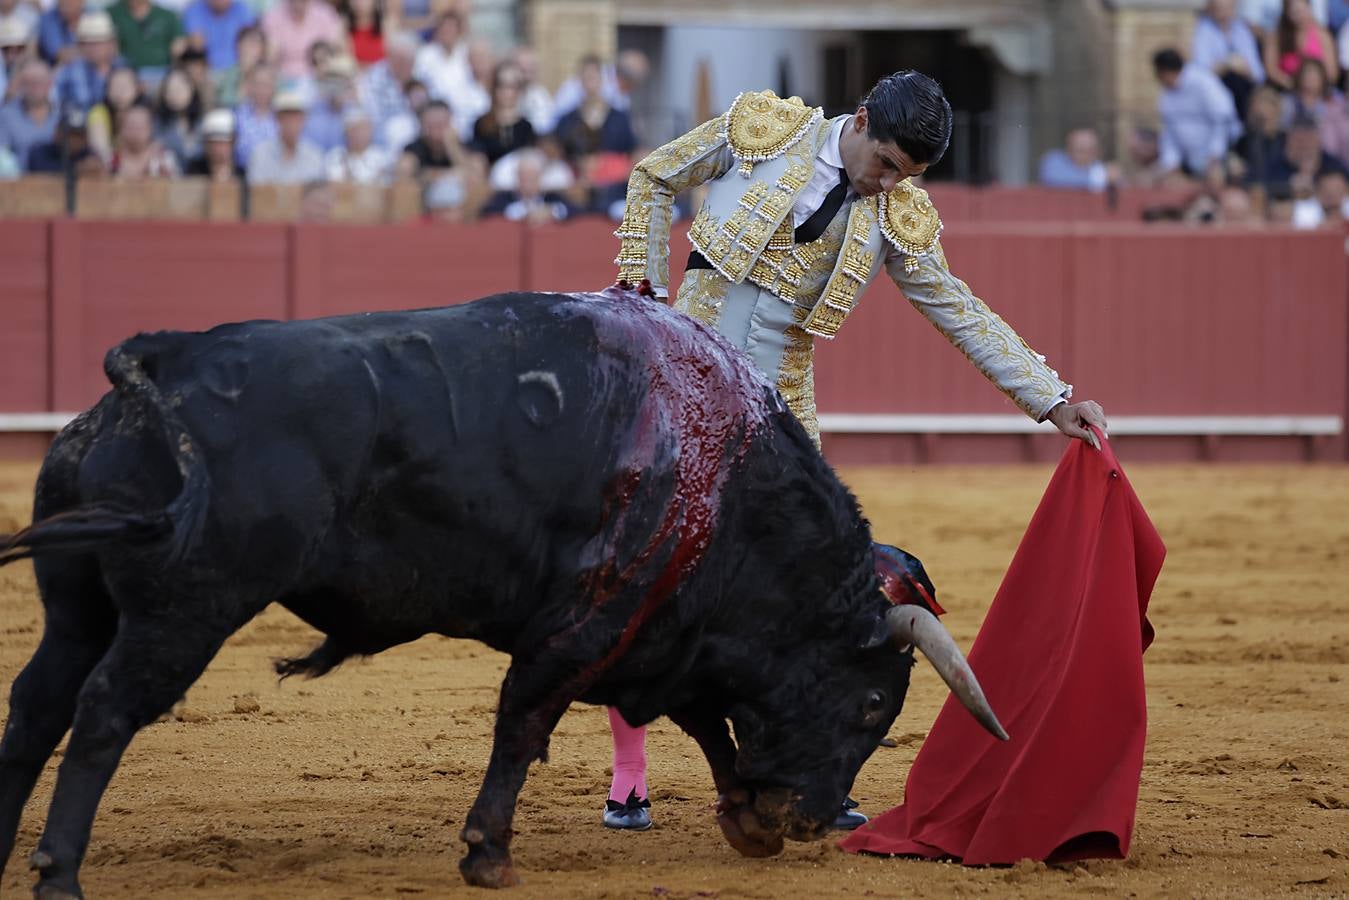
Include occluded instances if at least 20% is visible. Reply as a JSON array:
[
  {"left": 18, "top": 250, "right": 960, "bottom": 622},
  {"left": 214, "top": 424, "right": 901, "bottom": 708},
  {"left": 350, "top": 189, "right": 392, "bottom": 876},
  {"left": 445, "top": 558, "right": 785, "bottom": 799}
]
[
  {"left": 723, "top": 89, "right": 823, "bottom": 178},
  {"left": 879, "top": 179, "right": 943, "bottom": 273}
]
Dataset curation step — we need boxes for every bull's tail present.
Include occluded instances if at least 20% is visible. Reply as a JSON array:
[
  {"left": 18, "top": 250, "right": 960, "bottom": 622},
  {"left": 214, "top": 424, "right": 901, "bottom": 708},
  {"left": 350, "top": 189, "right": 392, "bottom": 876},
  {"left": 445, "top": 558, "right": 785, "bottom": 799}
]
[
  {"left": 0, "top": 340, "right": 211, "bottom": 568},
  {"left": 0, "top": 506, "right": 170, "bottom": 567}
]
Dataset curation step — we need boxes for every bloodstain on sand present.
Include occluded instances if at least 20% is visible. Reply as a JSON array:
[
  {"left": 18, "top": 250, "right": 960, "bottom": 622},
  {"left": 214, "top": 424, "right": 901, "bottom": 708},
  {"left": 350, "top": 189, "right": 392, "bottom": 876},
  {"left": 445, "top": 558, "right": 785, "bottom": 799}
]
[{"left": 1, "top": 461, "right": 1346, "bottom": 898}]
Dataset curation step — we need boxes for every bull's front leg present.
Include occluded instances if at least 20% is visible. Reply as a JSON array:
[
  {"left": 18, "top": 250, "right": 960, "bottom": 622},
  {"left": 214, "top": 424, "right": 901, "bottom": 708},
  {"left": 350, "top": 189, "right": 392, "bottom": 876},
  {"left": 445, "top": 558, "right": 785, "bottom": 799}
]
[
  {"left": 667, "top": 706, "right": 784, "bottom": 858},
  {"left": 459, "top": 663, "right": 572, "bottom": 888}
]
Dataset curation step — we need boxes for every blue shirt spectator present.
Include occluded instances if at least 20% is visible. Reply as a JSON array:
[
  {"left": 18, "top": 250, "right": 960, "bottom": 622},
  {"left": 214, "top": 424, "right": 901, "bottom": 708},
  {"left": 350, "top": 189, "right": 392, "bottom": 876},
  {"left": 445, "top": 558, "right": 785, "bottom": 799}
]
[
  {"left": 1038, "top": 129, "right": 1112, "bottom": 191},
  {"left": 53, "top": 12, "right": 120, "bottom": 112},
  {"left": 0, "top": 58, "right": 59, "bottom": 170},
  {"left": 1192, "top": 3, "right": 1265, "bottom": 85},
  {"left": 37, "top": 0, "right": 83, "bottom": 66},
  {"left": 1153, "top": 51, "right": 1240, "bottom": 175},
  {"left": 181, "top": 0, "right": 254, "bottom": 71},
  {"left": 302, "top": 96, "right": 347, "bottom": 151}
]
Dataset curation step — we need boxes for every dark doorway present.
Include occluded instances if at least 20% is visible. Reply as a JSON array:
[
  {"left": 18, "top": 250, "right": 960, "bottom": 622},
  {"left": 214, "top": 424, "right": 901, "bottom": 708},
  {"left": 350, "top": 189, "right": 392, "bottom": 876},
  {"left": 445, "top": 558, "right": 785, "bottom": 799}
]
[{"left": 824, "top": 30, "right": 996, "bottom": 183}]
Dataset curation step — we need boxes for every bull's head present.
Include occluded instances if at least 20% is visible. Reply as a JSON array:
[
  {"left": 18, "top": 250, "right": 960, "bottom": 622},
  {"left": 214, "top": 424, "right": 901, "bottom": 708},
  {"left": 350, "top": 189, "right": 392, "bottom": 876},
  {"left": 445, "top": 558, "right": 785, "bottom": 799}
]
[{"left": 710, "top": 552, "right": 1005, "bottom": 856}]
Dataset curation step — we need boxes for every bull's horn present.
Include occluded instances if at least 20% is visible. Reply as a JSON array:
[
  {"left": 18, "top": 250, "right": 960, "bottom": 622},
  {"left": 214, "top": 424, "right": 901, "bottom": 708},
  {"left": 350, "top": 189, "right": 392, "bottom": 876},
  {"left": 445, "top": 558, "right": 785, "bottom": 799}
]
[{"left": 886, "top": 605, "right": 1009, "bottom": 742}]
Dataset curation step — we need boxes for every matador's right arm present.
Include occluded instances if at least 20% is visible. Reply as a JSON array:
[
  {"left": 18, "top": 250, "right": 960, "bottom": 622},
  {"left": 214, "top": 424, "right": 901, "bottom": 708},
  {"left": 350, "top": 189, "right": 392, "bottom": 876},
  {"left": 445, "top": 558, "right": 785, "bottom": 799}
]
[{"left": 614, "top": 116, "right": 736, "bottom": 296}]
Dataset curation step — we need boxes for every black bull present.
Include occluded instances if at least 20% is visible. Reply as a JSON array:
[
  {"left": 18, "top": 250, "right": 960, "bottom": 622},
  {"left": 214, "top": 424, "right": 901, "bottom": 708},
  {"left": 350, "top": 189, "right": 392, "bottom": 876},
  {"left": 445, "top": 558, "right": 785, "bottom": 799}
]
[{"left": 0, "top": 286, "right": 1001, "bottom": 894}]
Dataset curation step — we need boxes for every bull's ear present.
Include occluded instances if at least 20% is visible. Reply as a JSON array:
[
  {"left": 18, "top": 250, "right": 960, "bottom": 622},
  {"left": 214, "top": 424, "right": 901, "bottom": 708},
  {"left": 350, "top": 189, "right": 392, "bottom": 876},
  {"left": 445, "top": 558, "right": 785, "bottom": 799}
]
[{"left": 858, "top": 614, "right": 889, "bottom": 650}]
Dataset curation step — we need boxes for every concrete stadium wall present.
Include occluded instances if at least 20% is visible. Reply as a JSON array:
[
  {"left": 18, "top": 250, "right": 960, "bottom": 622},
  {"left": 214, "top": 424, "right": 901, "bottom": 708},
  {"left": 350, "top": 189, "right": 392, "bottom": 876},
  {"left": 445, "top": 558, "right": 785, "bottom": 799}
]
[{"left": 0, "top": 218, "right": 1344, "bottom": 464}]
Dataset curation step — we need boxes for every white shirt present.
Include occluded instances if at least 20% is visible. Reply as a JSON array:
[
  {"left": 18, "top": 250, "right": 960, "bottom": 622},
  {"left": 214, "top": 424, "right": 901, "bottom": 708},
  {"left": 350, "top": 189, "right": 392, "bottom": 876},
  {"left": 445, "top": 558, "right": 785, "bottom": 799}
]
[
  {"left": 413, "top": 41, "right": 487, "bottom": 139},
  {"left": 792, "top": 114, "right": 852, "bottom": 228}
]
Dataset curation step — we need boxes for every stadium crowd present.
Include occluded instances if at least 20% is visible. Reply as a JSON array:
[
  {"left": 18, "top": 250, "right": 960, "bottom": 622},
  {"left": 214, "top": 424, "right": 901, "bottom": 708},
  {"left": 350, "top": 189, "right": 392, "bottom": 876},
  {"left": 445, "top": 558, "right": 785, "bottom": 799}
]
[
  {"left": 2, "top": 0, "right": 1348, "bottom": 228},
  {"left": 1038, "top": 0, "right": 1349, "bottom": 228},
  {"left": 0, "top": 0, "right": 650, "bottom": 220}
]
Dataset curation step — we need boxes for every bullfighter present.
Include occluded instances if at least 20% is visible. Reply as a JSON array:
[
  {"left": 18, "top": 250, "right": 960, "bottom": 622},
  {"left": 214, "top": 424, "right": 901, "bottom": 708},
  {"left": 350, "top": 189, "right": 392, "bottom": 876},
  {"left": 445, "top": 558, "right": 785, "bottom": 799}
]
[{"left": 602, "top": 70, "right": 1110, "bottom": 831}]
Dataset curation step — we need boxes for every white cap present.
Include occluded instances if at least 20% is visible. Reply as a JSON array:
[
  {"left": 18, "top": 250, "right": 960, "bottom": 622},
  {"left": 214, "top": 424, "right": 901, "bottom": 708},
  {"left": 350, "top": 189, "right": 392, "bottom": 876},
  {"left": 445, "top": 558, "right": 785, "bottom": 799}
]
[
  {"left": 273, "top": 89, "right": 307, "bottom": 113},
  {"left": 0, "top": 19, "right": 31, "bottom": 47},
  {"left": 76, "top": 11, "right": 115, "bottom": 42},
  {"left": 201, "top": 108, "right": 235, "bottom": 139}
]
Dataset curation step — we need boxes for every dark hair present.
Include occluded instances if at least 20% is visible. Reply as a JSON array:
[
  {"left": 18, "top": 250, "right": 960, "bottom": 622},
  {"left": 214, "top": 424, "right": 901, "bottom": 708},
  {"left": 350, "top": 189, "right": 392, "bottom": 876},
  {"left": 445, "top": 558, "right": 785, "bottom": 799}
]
[
  {"left": 861, "top": 70, "right": 952, "bottom": 166},
  {"left": 235, "top": 23, "right": 264, "bottom": 50},
  {"left": 578, "top": 53, "right": 603, "bottom": 73},
  {"left": 1152, "top": 48, "right": 1184, "bottom": 74},
  {"left": 1277, "top": 0, "right": 1301, "bottom": 57},
  {"left": 338, "top": 0, "right": 381, "bottom": 36},
  {"left": 1295, "top": 57, "right": 1330, "bottom": 97},
  {"left": 154, "top": 66, "right": 203, "bottom": 129},
  {"left": 422, "top": 98, "right": 451, "bottom": 117}
]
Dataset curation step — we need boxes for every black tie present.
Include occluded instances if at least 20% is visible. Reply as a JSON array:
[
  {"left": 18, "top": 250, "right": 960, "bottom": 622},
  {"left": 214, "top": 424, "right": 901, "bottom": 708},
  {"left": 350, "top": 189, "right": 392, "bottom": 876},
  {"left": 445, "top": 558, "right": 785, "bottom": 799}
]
[{"left": 793, "top": 168, "right": 849, "bottom": 245}]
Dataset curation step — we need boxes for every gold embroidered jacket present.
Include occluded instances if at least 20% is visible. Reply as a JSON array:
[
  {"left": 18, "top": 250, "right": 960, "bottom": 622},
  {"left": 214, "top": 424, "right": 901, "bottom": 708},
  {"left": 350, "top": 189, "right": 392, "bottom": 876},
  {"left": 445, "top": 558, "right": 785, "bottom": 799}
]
[{"left": 615, "top": 90, "right": 1072, "bottom": 421}]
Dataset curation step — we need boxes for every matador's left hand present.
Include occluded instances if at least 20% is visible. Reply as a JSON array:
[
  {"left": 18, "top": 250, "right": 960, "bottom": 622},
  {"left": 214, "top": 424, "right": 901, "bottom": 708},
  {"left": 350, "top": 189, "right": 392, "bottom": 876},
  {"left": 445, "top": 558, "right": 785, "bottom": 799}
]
[{"left": 1047, "top": 401, "right": 1109, "bottom": 450}]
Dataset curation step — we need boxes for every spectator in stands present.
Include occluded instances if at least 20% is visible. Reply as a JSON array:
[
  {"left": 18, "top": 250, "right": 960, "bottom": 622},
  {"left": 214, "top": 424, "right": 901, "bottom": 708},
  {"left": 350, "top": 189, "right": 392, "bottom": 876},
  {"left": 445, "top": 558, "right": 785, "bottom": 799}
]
[
  {"left": 233, "top": 61, "right": 275, "bottom": 164},
  {"left": 1236, "top": 84, "right": 1285, "bottom": 186},
  {"left": 422, "top": 167, "right": 465, "bottom": 220},
  {"left": 27, "top": 106, "right": 104, "bottom": 175},
  {"left": 509, "top": 46, "right": 552, "bottom": 134},
  {"left": 213, "top": 22, "right": 262, "bottom": 105},
  {"left": 469, "top": 59, "right": 534, "bottom": 165},
  {"left": 553, "top": 48, "right": 648, "bottom": 121},
  {"left": 398, "top": 96, "right": 457, "bottom": 176},
  {"left": 1038, "top": 128, "right": 1116, "bottom": 191},
  {"left": 0, "top": 0, "right": 37, "bottom": 48},
  {"left": 55, "top": 12, "right": 119, "bottom": 113},
  {"left": 1312, "top": 168, "right": 1349, "bottom": 221},
  {"left": 37, "top": 0, "right": 82, "bottom": 67},
  {"left": 554, "top": 54, "right": 636, "bottom": 210},
  {"left": 1193, "top": 0, "right": 1264, "bottom": 119},
  {"left": 86, "top": 64, "right": 141, "bottom": 160},
  {"left": 178, "top": 45, "right": 214, "bottom": 106},
  {"left": 413, "top": 12, "right": 472, "bottom": 124},
  {"left": 359, "top": 28, "right": 416, "bottom": 147},
  {"left": 1281, "top": 58, "right": 1349, "bottom": 158},
  {"left": 482, "top": 146, "right": 568, "bottom": 223},
  {"left": 1272, "top": 112, "right": 1349, "bottom": 191},
  {"left": 110, "top": 102, "right": 179, "bottom": 176},
  {"left": 0, "top": 143, "right": 15, "bottom": 176},
  {"left": 0, "top": 57, "right": 58, "bottom": 170},
  {"left": 1154, "top": 47, "right": 1240, "bottom": 177},
  {"left": 181, "top": 0, "right": 253, "bottom": 73},
  {"left": 298, "top": 176, "right": 333, "bottom": 220},
  {"left": 107, "top": 0, "right": 184, "bottom": 81},
  {"left": 1265, "top": 0, "right": 1339, "bottom": 90},
  {"left": 0, "top": 0, "right": 36, "bottom": 69},
  {"left": 247, "top": 87, "right": 323, "bottom": 182},
  {"left": 325, "top": 106, "right": 388, "bottom": 182},
  {"left": 453, "top": 36, "right": 491, "bottom": 131},
  {"left": 0, "top": 20, "right": 30, "bottom": 101},
  {"left": 153, "top": 65, "right": 203, "bottom": 164},
  {"left": 337, "top": 0, "right": 381, "bottom": 67},
  {"left": 303, "top": 52, "right": 357, "bottom": 151},
  {"left": 261, "top": 0, "right": 345, "bottom": 83},
  {"left": 184, "top": 105, "right": 243, "bottom": 179}
]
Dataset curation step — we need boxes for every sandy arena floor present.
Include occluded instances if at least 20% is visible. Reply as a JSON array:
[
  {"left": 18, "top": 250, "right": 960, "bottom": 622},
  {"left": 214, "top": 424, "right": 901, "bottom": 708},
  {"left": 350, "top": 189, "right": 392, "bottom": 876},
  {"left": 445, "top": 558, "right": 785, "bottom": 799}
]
[{"left": 1, "top": 460, "right": 1346, "bottom": 899}]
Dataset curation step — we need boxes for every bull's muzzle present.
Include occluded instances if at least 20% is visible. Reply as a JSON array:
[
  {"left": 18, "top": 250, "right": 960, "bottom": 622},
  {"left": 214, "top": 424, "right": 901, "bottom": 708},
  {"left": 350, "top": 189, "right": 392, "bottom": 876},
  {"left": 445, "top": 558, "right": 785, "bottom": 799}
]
[{"left": 886, "top": 605, "right": 1010, "bottom": 742}]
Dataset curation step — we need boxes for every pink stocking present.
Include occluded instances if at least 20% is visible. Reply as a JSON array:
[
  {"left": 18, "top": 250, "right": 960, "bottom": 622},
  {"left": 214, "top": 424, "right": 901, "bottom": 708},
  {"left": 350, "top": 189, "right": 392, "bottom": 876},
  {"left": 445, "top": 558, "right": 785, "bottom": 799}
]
[{"left": 607, "top": 707, "right": 648, "bottom": 804}]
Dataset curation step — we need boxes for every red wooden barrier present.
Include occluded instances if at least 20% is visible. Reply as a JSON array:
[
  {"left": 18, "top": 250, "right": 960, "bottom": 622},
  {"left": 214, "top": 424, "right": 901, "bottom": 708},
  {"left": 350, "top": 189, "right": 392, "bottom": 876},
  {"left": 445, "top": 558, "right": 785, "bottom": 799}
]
[
  {"left": 0, "top": 218, "right": 1343, "bottom": 464},
  {"left": 0, "top": 222, "right": 50, "bottom": 413}
]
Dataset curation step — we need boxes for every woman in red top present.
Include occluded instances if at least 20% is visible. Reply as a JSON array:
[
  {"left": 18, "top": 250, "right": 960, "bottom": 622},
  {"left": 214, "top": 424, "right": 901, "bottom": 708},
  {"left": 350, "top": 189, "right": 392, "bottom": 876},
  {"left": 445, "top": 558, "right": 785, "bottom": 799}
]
[
  {"left": 340, "top": 0, "right": 384, "bottom": 66},
  {"left": 1264, "top": 0, "right": 1339, "bottom": 89}
]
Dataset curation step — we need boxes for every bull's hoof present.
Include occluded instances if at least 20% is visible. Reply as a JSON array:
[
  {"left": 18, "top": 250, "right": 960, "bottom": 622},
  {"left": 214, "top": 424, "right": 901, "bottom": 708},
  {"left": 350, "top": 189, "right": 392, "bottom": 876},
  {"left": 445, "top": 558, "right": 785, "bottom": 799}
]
[
  {"left": 34, "top": 885, "right": 83, "bottom": 900},
  {"left": 30, "top": 849, "right": 84, "bottom": 899},
  {"left": 459, "top": 850, "right": 520, "bottom": 889}
]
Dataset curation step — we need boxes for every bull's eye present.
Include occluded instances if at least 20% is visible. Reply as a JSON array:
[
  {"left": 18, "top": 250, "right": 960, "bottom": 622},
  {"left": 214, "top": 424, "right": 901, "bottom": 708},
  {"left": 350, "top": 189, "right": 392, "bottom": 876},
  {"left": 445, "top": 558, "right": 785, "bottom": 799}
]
[{"left": 861, "top": 690, "right": 888, "bottom": 728}]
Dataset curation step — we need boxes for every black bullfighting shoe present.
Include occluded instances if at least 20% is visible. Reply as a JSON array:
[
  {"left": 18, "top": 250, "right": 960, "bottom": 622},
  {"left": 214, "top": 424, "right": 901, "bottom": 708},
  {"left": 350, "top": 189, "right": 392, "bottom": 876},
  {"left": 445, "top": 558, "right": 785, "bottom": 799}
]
[
  {"left": 833, "top": 796, "right": 868, "bottom": 831},
  {"left": 602, "top": 789, "right": 653, "bottom": 831}
]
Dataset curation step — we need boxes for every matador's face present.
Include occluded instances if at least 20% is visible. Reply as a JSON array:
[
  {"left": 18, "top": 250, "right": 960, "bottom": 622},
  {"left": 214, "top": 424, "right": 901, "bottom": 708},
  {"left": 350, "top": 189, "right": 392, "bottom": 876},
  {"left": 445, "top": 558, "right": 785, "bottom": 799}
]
[{"left": 839, "top": 107, "right": 930, "bottom": 198}]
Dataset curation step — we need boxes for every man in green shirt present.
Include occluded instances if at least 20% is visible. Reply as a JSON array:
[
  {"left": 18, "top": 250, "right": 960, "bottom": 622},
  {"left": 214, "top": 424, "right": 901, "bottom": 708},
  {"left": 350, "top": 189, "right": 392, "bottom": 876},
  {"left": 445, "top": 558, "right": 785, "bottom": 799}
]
[{"left": 107, "top": 0, "right": 184, "bottom": 76}]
